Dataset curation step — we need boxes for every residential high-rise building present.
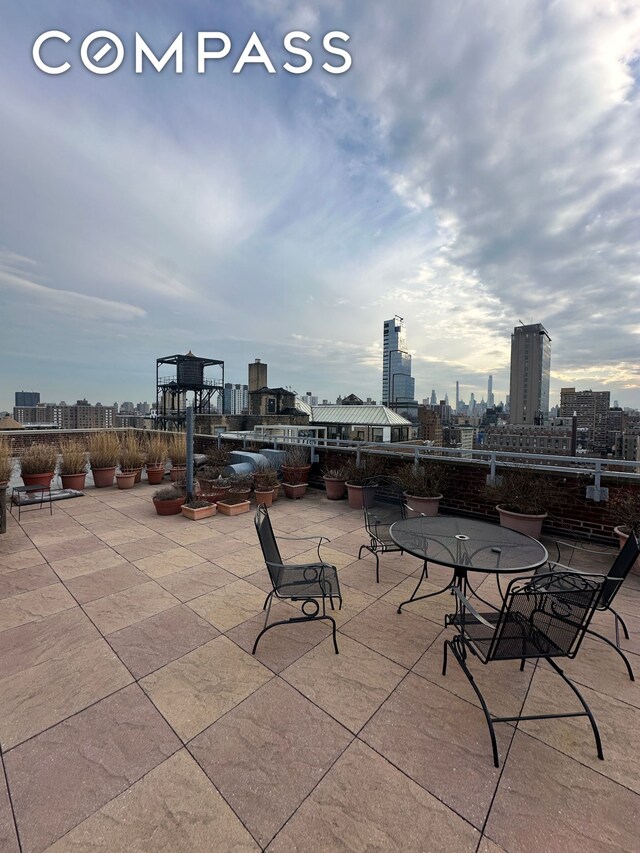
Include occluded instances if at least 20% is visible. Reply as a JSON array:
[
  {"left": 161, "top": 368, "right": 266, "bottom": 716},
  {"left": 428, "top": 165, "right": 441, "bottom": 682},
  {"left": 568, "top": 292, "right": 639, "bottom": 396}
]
[
  {"left": 382, "top": 316, "right": 416, "bottom": 415},
  {"left": 509, "top": 323, "right": 551, "bottom": 425},
  {"left": 487, "top": 375, "right": 494, "bottom": 407},
  {"left": 560, "top": 388, "right": 611, "bottom": 453},
  {"left": 455, "top": 381, "right": 459, "bottom": 413},
  {"left": 15, "top": 391, "right": 40, "bottom": 407}
]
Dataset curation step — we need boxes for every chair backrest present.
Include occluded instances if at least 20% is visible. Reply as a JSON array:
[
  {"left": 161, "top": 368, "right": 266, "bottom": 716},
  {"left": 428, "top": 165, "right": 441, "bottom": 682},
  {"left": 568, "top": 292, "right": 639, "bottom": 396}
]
[
  {"left": 361, "top": 476, "right": 406, "bottom": 540},
  {"left": 600, "top": 531, "right": 640, "bottom": 608},
  {"left": 255, "top": 505, "right": 284, "bottom": 588},
  {"left": 488, "top": 571, "right": 604, "bottom": 662}
]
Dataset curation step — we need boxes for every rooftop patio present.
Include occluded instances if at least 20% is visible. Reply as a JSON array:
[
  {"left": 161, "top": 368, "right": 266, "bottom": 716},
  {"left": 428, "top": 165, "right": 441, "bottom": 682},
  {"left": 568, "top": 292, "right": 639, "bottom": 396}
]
[{"left": 0, "top": 484, "right": 638, "bottom": 852}]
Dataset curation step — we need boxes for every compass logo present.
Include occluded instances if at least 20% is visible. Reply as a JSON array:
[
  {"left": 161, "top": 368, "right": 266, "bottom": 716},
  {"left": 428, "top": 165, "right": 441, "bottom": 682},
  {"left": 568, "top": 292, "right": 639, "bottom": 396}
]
[{"left": 32, "top": 30, "right": 352, "bottom": 76}]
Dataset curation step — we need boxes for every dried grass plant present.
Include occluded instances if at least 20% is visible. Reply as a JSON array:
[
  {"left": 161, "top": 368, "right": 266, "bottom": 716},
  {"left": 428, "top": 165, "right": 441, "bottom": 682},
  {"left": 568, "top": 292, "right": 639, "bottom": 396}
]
[
  {"left": 0, "top": 438, "right": 13, "bottom": 482},
  {"left": 88, "top": 432, "right": 121, "bottom": 469},
  {"left": 146, "top": 434, "right": 168, "bottom": 466},
  {"left": 19, "top": 442, "right": 58, "bottom": 475},
  {"left": 120, "top": 434, "right": 145, "bottom": 472},
  {"left": 168, "top": 432, "right": 187, "bottom": 466},
  {"left": 59, "top": 439, "right": 88, "bottom": 475}
]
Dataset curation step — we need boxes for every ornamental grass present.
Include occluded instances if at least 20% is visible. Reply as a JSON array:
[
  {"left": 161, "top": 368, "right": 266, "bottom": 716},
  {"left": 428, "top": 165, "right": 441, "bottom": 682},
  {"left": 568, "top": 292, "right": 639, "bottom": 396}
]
[
  {"left": 58, "top": 439, "right": 88, "bottom": 475},
  {"left": 0, "top": 438, "right": 13, "bottom": 482},
  {"left": 146, "top": 434, "right": 168, "bottom": 466},
  {"left": 120, "top": 433, "right": 145, "bottom": 472},
  {"left": 168, "top": 432, "right": 187, "bottom": 466},
  {"left": 19, "top": 442, "right": 58, "bottom": 475},
  {"left": 88, "top": 432, "right": 121, "bottom": 469}
]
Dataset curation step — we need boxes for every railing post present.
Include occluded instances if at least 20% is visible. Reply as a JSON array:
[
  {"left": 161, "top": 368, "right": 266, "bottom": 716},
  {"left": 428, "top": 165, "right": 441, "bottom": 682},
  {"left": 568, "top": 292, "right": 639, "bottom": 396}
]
[
  {"left": 186, "top": 405, "right": 194, "bottom": 502},
  {"left": 414, "top": 446, "right": 419, "bottom": 469},
  {"left": 487, "top": 452, "right": 497, "bottom": 485}
]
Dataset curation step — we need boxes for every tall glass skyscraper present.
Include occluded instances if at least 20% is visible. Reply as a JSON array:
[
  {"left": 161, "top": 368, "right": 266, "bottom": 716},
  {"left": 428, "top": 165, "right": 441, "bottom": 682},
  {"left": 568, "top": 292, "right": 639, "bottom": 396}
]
[
  {"left": 382, "top": 316, "right": 416, "bottom": 414},
  {"left": 509, "top": 323, "right": 551, "bottom": 424}
]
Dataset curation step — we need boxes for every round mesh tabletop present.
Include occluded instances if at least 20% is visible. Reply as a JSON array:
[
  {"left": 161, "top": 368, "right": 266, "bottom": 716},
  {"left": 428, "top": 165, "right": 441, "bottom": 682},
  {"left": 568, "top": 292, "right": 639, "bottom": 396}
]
[{"left": 390, "top": 516, "right": 548, "bottom": 573}]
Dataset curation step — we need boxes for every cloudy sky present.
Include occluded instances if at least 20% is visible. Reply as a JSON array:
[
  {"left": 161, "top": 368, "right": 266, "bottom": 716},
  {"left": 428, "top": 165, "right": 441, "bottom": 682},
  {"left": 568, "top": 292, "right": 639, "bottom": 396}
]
[{"left": 1, "top": 0, "right": 639, "bottom": 412}]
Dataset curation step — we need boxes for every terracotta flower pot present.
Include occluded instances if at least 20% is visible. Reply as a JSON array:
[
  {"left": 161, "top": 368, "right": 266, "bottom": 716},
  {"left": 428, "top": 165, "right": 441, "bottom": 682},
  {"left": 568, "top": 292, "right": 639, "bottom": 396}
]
[
  {"left": 282, "top": 482, "right": 308, "bottom": 500},
  {"left": 134, "top": 467, "right": 143, "bottom": 484},
  {"left": 271, "top": 484, "right": 281, "bottom": 502},
  {"left": 116, "top": 471, "right": 136, "bottom": 490},
  {"left": 170, "top": 465, "right": 187, "bottom": 482},
  {"left": 496, "top": 505, "right": 547, "bottom": 539},
  {"left": 181, "top": 504, "right": 217, "bottom": 520},
  {"left": 199, "top": 484, "right": 231, "bottom": 504},
  {"left": 281, "top": 465, "right": 311, "bottom": 486},
  {"left": 254, "top": 488, "right": 274, "bottom": 507},
  {"left": 91, "top": 467, "right": 116, "bottom": 488},
  {"left": 146, "top": 465, "right": 165, "bottom": 485},
  {"left": 153, "top": 496, "right": 185, "bottom": 516},
  {"left": 346, "top": 483, "right": 375, "bottom": 510},
  {"left": 217, "top": 500, "right": 250, "bottom": 516},
  {"left": 60, "top": 473, "right": 86, "bottom": 490},
  {"left": 404, "top": 493, "right": 442, "bottom": 518},
  {"left": 22, "top": 472, "right": 54, "bottom": 488},
  {"left": 324, "top": 477, "right": 346, "bottom": 500}
]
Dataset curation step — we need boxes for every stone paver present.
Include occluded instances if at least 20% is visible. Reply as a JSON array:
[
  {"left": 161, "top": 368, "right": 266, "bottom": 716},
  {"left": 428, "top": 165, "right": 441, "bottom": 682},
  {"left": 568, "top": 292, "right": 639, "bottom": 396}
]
[{"left": 0, "top": 483, "right": 637, "bottom": 852}]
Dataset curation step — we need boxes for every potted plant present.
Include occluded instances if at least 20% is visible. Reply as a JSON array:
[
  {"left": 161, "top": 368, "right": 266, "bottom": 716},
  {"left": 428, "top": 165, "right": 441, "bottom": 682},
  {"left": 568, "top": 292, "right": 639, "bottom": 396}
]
[
  {"left": 181, "top": 499, "right": 217, "bottom": 520},
  {"left": 152, "top": 484, "right": 186, "bottom": 516},
  {"left": 116, "top": 434, "right": 143, "bottom": 490},
  {"left": 168, "top": 432, "right": 188, "bottom": 482},
  {"left": 228, "top": 472, "right": 253, "bottom": 501},
  {"left": 123, "top": 433, "right": 146, "bottom": 483},
  {"left": 483, "top": 467, "right": 554, "bottom": 538},
  {"left": 0, "top": 438, "right": 14, "bottom": 488},
  {"left": 217, "top": 493, "right": 251, "bottom": 516},
  {"left": 322, "top": 465, "right": 348, "bottom": 500},
  {"left": 344, "top": 456, "right": 384, "bottom": 509},
  {"left": 398, "top": 462, "right": 447, "bottom": 517},
  {"left": 145, "top": 434, "right": 167, "bottom": 485},
  {"left": 19, "top": 443, "right": 58, "bottom": 488},
  {"left": 281, "top": 445, "right": 312, "bottom": 486},
  {"left": 89, "top": 432, "right": 121, "bottom": 488},
  {"left": 253, "top": 468, "right": 279, "bottom": 507},
  {"left": 197, "top": 470, "right": 233, "bottom": 503},
  {"left": 58, "top": 439, "right": 87, "bottom": 490}
]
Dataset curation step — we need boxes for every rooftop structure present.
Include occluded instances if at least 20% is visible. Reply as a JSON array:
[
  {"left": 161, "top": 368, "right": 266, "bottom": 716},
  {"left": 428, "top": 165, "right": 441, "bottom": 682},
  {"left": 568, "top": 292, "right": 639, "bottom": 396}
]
[{"left": 156, "top": 351, "right": 224, "bottom": 431}]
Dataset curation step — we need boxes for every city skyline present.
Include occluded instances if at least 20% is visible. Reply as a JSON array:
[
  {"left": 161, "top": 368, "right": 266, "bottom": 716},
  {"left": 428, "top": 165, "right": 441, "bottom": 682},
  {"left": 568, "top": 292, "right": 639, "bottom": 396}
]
[{"left": 1, "top": 2, "right": 639, "bottom": 410}]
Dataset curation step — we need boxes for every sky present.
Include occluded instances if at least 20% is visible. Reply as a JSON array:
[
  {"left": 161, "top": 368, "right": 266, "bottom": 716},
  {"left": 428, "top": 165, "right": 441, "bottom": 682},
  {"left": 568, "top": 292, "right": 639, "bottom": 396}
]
[{"left": 1, "top": 0, "right": 639, "bottom": 413}]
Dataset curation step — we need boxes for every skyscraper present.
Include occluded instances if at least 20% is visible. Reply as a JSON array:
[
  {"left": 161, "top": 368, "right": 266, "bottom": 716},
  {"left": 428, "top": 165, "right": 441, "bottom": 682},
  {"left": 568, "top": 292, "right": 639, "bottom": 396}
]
[
  {"left": 382, "top": 316, "right": 416, "bottom": 413},
  {"left": 487, "top": 375, "right": 494, "bottom": 407},
  {"left": 455, "top": 381, "right": 459, "bottom": 413},
  {"left": 509, "top": 323, "right": 551, "bottom": 425},
  {"left": 15, "top": 391, "right": 40, "bottom": 407}
]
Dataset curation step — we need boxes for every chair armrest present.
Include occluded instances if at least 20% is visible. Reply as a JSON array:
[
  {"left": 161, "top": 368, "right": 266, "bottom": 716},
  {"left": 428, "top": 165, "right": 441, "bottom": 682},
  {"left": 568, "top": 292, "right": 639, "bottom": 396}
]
[
  {"left": 451, "top": 587, "right": 494, "bottom": 628},
  {"left": 275, "top": 534, "right": 330, "bottom": 546},
  {"left": 267, "top": 560, "right": 336, "bottom": 573}
]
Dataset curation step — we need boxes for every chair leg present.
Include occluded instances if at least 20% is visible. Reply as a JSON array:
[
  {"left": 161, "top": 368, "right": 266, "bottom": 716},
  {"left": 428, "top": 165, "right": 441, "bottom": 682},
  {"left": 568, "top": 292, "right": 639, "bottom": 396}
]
[
  {"left": 448, "top": 638, "right": 500, "bottom": 767},
  {"left": 262, "top": 591, "right": 273, "bottom": 611},
  {"left": 546, "top": 658, "right": 604, "bottom": 760},
  {"left": 583, "top": 626, "right": 635, "bottom": 681},
  {"left": 358, "top": 545, "right": 366, "bottom": 560},
  {"left": 610, "top": 607, "right": 630, "bottom": 642}
]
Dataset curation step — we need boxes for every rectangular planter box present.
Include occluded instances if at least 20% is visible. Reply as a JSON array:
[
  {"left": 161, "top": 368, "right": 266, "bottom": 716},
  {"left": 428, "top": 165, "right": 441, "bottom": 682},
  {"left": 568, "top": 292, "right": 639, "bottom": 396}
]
[
  {"left": 216, "top": 500, "right": 251, "bottom": 516},
  {"left": 181, "top": 504, "right": 217, "bottom": 520}
]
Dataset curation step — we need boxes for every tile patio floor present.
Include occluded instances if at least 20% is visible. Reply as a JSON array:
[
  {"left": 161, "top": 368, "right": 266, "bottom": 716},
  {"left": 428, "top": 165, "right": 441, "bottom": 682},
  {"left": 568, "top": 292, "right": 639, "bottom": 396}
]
[{"left": 0, "top": 484, "right": 638, "bottom": 852}]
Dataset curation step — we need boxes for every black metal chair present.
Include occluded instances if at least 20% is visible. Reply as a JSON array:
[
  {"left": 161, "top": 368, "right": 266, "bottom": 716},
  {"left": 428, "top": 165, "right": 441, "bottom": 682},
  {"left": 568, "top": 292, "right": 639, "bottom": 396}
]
[
  {"left": 538, "top": 530, "right": 639, "bottom": 680},
  {"left": 357, "top": 476, "right": 410, "bottom": 583},
  {"left": 443, "top": 570, "right": 605, "bottom": 767},
  {"left": 253, "top": 505, "right": 342, "bottom": 654}
]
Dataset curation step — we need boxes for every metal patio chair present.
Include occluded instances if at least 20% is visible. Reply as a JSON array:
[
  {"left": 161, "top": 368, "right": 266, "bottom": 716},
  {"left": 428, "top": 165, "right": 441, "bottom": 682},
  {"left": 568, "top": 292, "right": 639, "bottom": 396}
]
[
  {"left": 538, "top": 529, "right": 639, "bottom": 680},
  {"left": 357, "top": 476, "right": 412, "bottom": 583},
  {"left": 253, "top": 504, "right": 342, "bottom": 654},
  {"left": 443, "top": 570, "right": 605, "bottom": 767}
]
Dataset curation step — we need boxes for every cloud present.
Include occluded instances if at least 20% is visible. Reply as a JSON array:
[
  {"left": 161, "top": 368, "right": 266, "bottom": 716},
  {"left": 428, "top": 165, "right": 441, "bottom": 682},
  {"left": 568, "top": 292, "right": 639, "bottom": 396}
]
[
  {"left": 0, "top": 0, "right": 639, "bottom": 408},
  {"left": 0, "top": 249, "right": 146, "bottom": 322}
]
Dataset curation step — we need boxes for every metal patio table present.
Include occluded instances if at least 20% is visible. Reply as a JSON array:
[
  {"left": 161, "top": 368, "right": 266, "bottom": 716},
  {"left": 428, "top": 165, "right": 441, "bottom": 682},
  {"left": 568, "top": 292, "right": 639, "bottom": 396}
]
[{"left": 390, "top": 515, "right": 548, "bottom": 615}]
